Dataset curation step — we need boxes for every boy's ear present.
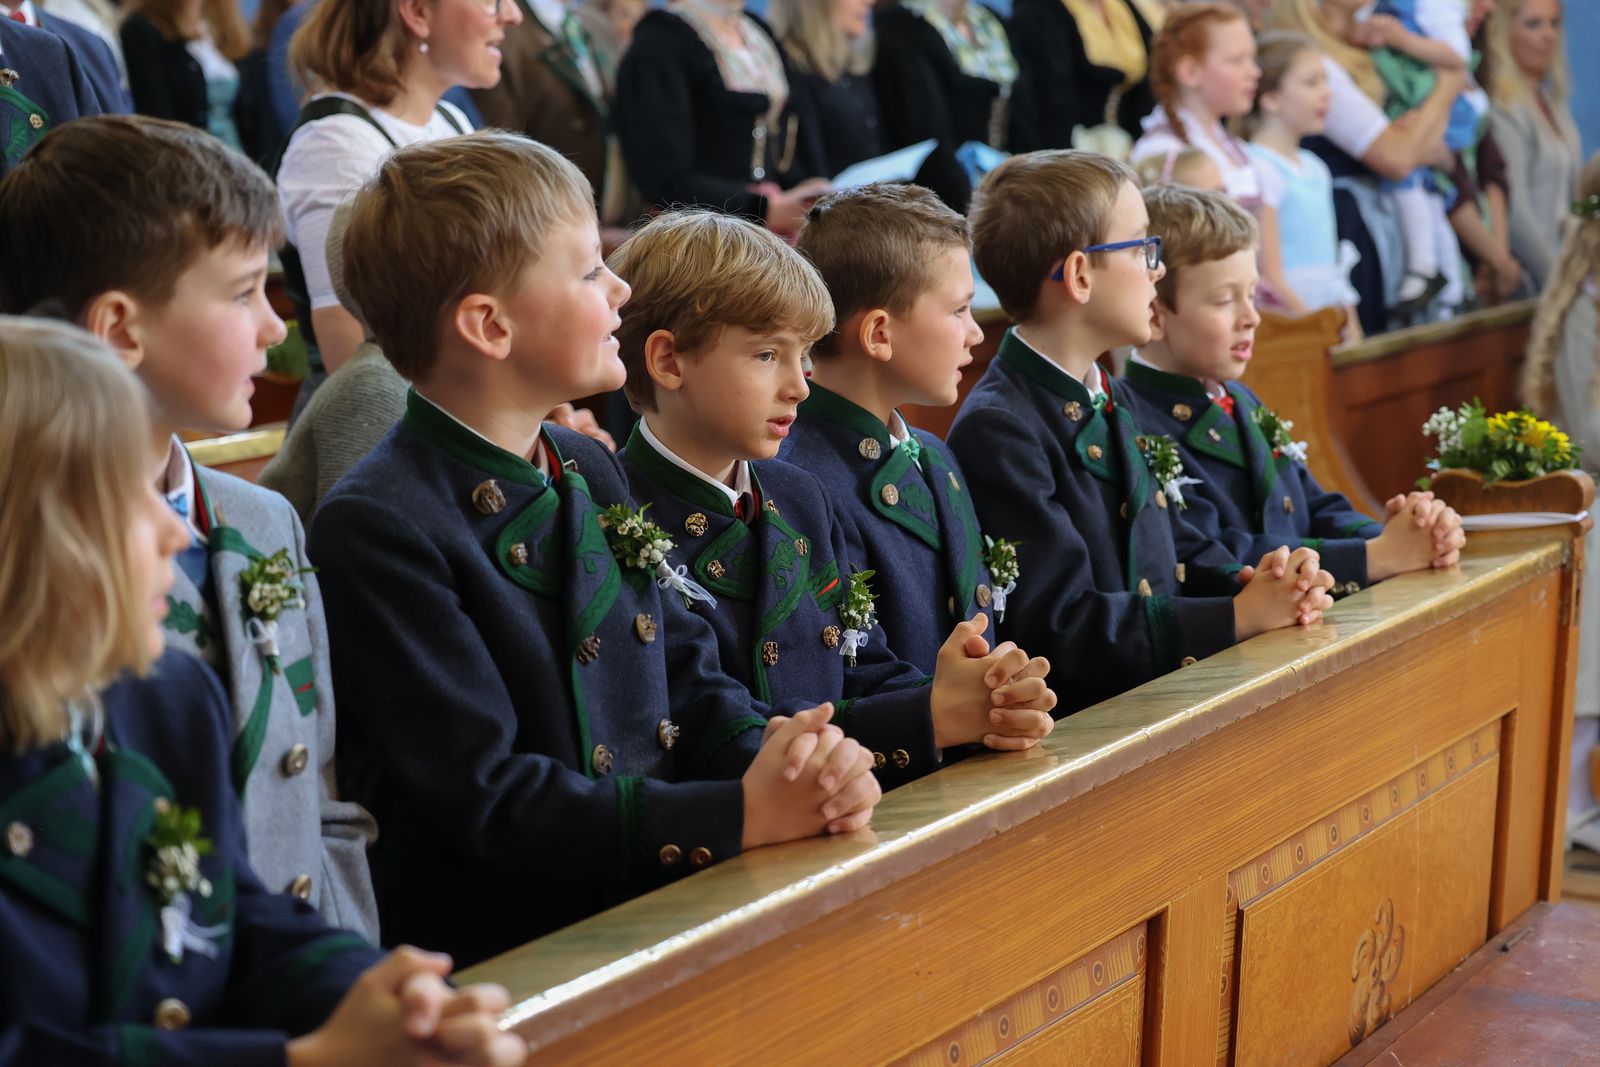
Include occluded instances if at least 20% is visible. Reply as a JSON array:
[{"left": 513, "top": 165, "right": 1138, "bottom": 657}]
[
  {"left": 1059, "top": 251, "right": 1094, "bottom": 306},
  {"left": 643, "top": 329, "right": 686, "bottom": 393},
  {"left": 81, "top": 290, "right": 146, "bottom": 370},
  {"left": 453, "top": 292, "right": 511, "bottom": 362},
  {"left": 856, "top": 308, "right": 894, "bottom": 364},
  {"left": 1148, "top": 298, "right": 1171, "bottom": 343}
]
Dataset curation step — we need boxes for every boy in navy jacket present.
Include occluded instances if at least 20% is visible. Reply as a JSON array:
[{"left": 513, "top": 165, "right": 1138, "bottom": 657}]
[
  {"left": 610, "top": 211, "right": 1056, "bottom": 785},
  {"left": 948, "top": 150, "right": 1337, "bottom": 715},
  {"left": 310, "top": 133, "right": 880, "bottom": 966},
  {"left": 1121, "top": 185, "right": 1465, "bottom": 592},
  {"left": 784, "top": 184, "right": 1007, "bottom": 679}
]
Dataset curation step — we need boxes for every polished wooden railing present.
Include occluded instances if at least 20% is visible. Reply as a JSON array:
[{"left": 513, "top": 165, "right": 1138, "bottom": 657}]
[{"left": 461, "top": 493, "right": 1590, "bottom": 1065}]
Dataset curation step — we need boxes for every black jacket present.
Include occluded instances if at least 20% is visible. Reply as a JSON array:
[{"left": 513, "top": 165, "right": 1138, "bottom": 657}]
[
  {"left": 785, "top": 64, "right": 883, "bottom": 177},
  {"left": 615, "top": 10, "right": 820, "bottom": 220},
  {"left": 120, "top": 11, "right": 207, "bottom": 131},
  {"left": 870, "top": 4, "right": 1031, "bottom": 213},
  {"left": 1009, "top": 0, "right": 1156, "bottom": 150}
]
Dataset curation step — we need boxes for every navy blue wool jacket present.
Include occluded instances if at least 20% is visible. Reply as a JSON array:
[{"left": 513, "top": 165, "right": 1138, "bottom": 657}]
[
  {"left": 1121, "top": 361, "right": 1382, "bottom": 590},
  {"left": 946, "top": 330, "right": 1243, "bottom": 715},
  {"left": 0, "top": 649, "right": 381, "bottom": 1066},
  {"left": 622, "top": 425, "right": 939, "bottom": 787},
  {"left": 310, "top": 391, "right": 768, "bottom": 965},
  {"left": 780, "top": 383, "right": 998, "bottom": 677}
]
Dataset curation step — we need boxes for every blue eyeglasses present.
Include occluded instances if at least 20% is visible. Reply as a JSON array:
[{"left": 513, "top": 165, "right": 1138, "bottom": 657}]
[{"left": 1050, "top": 236, "right": 1163, "bottom": 280}]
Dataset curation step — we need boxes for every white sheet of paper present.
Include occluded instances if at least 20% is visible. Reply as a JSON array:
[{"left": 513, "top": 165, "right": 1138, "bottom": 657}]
[
  {"left": 1458, "top": 511, "right": 1589, "bottom": 530},
  {"left": 831, "top": 139, "right": 938, "bottom": 191}
]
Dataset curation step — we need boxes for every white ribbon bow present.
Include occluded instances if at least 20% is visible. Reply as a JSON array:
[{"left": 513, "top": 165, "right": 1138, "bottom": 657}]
[
  {"left": 160, "top": 893, "right": 228, "bottom": 964},
  {"left": 656, "top": 561, "right": 719, "bottom": 609},
  {"left": 839, "top": 628, "right": 871, "bottom": 665},
  {"left": 1278, "top": 439, "right": 1309, "bottom": 463},
  {"left": 244, "top": 616, "right": 280, "bottom": 661},
  {"left": 990, "top": 580, "right": 1017, "bottom": 620},
  {"left": 1163, "top": 475, "right": 1203, "bottom": 511}
]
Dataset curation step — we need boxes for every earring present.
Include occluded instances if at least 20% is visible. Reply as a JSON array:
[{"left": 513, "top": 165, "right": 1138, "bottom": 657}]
[{"left": 419, "top": 40, "right": 429, "bottom": 53}]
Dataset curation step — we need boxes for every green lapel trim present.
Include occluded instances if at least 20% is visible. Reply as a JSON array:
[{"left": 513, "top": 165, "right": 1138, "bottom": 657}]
[
  {"left": 624, "top": 423, "right": 737, "bottom": 517},
  {"left": 0, "top": 758, "right": 94, "bottom": 925},
  {"left": 248, "top": 932, "right": 374, "bottom": 1028},
  {"left": 810, "top": 558, "right": 842, "bottom": 612},
  {"left": 797, "top": 383, "right": 894, "bottom": 451},
  {"left": 870, "top": 445, "right": 942, "bottom": 549},
  {"left": 692, "top": 517, "right": 755, "bottom": 601},
  {"left": 996, "top": 329, "right": 1094, "bottom": 405},
  {"left": 922, "top": 444, "right": 982, "bottom": 614},
  {"left": 230, "top": 668, "right": 276, "bottom": 796},
  {"left": 1185, "top": 401, "right": 1245, "bottom": 468},
  {"left": 103, "top": 748, "right": 175, "bottom": 1021},
  {"left": 1075, "top": 411, "right": 1114, "bottom": 481},
  {"left": 208, "top": 525, "right": 265, "bottom": 560},
  {"left": 1, "top": 85, "right": 49, "bottom": 165},
  {"left": 615, "top": 775, "right": 641, "bottom": 887},
  {"left": 561, "top": 460, "right": 621, "bottom": 777},
  {"left": 495, "top": 486, "right": 562, "bottom": 596},
  {"left": 1122, "top": 359, "right": 1210, "bottom": 397},
  {"left": 1230, "top": 386, "right": 1282, "bottom": 516},
  {"left": 402, "top": 388, "right": 547, "bottom": 488},
  {"left": 749, "top": 510, "right": 812, "bottom": 702},
  {"left": 691, "top": 715, "right": 767, "bottom": 775}
]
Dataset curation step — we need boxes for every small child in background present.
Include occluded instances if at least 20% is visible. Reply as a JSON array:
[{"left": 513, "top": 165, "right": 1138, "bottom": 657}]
[
  {"left": 1134, "top": 145, "right": 1226, "bottom": 192},
  {"left": 1132, "top": 2, "right": 1305, "bottom": 313},
  {"left": 1355, "top": 0, "right": 1486, "bottom": 311},
  {"left": 1245, "top": 31, "right": 1363, "bottom": 340},
  {"left": 0, "top": 317, "right": 523, "bottom": 1067}
]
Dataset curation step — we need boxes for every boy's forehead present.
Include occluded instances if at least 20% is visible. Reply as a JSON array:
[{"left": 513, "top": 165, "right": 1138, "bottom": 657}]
[
  {"left": 1176, "top": 248, "right": 1258, "bottom": 293},
  {"left": 1107, "top": 182, "right": 1149, "bottom": 236}
]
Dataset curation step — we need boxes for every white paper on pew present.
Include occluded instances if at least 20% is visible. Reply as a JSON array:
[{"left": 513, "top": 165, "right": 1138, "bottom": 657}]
[
  {"left": 831, "top": 139, "right": 938, "bottom": 191},
  {"left": 1459, "top": 511, "right": 1589, "bottom": 530}
]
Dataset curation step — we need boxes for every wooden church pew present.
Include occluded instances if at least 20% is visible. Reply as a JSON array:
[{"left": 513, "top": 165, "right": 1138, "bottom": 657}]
[{"left": 461, "top": 508, "right": 1589, "bottom": 1065}]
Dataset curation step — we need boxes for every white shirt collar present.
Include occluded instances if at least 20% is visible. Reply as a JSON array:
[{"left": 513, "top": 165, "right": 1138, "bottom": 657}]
[
  {"left": 161, "top": 434, "right": 206, "bottom": 543},
  {"left": 639, "top": 418, "right": 751, "bottom": 507},
  {"left": 1014, "top": 328, "right": 1106, "bottom": 399},
  {"left": 413, "top": 390, "right": 549, "bottom": 477},
  {"left": 3, "top": 2, "right": 38, "bottom": 26},
  {"left": 525, "top": 0, "right": 567, "bottom": 34}
]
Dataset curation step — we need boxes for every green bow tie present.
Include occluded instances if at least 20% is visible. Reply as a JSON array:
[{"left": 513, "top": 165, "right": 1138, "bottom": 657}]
[{"left": 898, "top": 436, "right": 921, "bottom": 465}]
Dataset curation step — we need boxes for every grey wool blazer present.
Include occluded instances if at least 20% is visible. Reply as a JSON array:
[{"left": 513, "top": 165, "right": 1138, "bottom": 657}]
[{"left": 162, "top": 460, "right": 380, "bottom": 940}]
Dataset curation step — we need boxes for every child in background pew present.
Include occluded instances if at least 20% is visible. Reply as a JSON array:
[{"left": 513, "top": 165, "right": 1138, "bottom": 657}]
[
  {"left": 1133, "top": 146, "right": 1226, "bottom": 192},
  {"left": 611, "top": 210, "right": 1056, "bottom": 783},
  {"left": 1121, "top": 183, "right": 1465, "bottom": 592},
  {"left": 785, "top": 183, "right": 1012, "bottom": 679},
  {"left": 0, "top": 115, "right": 380, "bottom": 939},
  {"left": 311, "top": 131, "right": 880, "bottom": 967},
  {"left": 0, "top": 317, "right": 524, "bottom": 1067},
  {"left": 948, "top": 149, "right": 1337, "bottom": 717}
]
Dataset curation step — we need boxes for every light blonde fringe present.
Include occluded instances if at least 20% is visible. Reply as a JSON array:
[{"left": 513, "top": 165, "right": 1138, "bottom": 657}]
[
  {"left": 1522, "top": 154, "right": 1600, "bottom": 418},
  {"left": 1268, "top": 0, "right": 1385, "bottom": 104},
  {"left": 1485, "top": 0, "right": 1571, "bottom": 110},
  {"left": 768, "top": 0, "right": 873, "bottom": 83},
  {"left": 608, "top": 209, "right": 835, "bottom": 413},
  {"left": 0, "top": 318, "right": 154, "bottom": 752},
  {"left": 1143, "top": 183, "right": 1259, "bottom": 310}
]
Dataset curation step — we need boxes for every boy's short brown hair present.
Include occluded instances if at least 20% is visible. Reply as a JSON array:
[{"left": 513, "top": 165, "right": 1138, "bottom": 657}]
[
  {"left": 341, "top": 131, "right": 596, "bottom": 381},
  {"left": 1142, "top": 184, "right": 1259, "bottom": 309},
  {"left": 795, "top": 183, "right": 969, "bottom": 358},
  {"left": 0, "top": 115, "right": 282, "bottom": 319},
  {"left": 607, "top": 210, "right": 834, "bottom": 413},
  {"left": 969, "top": 150, "right": 1137, "bottom": 322}
]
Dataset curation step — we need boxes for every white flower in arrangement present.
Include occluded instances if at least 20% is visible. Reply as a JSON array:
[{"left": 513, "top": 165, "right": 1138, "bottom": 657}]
[
  {"left": 1422, "top": 407, "right": 1464, "bottom": 454},
  {"left": 602, "top": 503, "right": 718, "bottom": 608}
]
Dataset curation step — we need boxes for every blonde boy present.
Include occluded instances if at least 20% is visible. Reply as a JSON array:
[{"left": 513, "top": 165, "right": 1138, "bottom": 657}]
[
  {"left": 1122, "top": 184, "right": 1466, "bottom": 589},
  {"left": 612, "top": 210, "right": 1055, "bottom": 784},
  {"left": 947, "top": 149, "right": 1336, "bottom": 715},
  {"left": 310, "top": 132, "right": 879, "bottom": 965}
]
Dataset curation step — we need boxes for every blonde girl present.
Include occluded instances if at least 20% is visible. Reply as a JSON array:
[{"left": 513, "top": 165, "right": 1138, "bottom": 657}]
[
  {"left": 0, "top": 317, "right": 525, "bottom": 1067},
  {"left": 1131, "top": 3, "right": 1306, "bottom": 313}
]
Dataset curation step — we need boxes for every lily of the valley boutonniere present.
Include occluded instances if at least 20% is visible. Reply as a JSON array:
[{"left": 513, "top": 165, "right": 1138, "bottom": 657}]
[
  {"left": 838, "top": 567, "right": 879, "bottom": 667},
  {"left": 1253, "top": 406, "right": 1309, "bottom": 463},
  {"left": 146, "top": 802, "right": 227, "bottom": 964},
  {"left": 1136, "top": 435, "right": 1201, "bottom": 511},
  {"left": 600, "top": 503, "right": 717, "bottom": 609},
  {"left": 981, "top": 535, "right": 1019, "bottom": 621},
  {"left": 239, "top": 548, "right": 312, "bottom": 668}
]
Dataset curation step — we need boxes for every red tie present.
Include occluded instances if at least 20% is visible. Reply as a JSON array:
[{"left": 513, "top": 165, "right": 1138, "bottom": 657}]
[
  {"left": 7, "top": 10, "right": 26, "bottom": 21},
  {"left": 1215, "top": 393, "right": 1235, "bottom": 417}
]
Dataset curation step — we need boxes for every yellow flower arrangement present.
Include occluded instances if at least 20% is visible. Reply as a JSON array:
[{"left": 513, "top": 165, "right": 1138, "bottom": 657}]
[{"left": 1422, "top": 401, "right": 1580, "bottom": 485}]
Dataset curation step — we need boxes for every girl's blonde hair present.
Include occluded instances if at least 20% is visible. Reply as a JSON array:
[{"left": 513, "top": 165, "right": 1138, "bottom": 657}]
[
  {"left": 0, "top": 318, "right": 156, "bottom": 752},
  {"left": 1485, "top": 0, "right": 1570, "bottom": 109},
  {"left": 1522, "top": 153, "right": 1600, "bottom": 417},
  {"left": 1149, "top": 3, "right": 1250, "bottom": 144},
  {"left": 769, "top": 0, "right": 873, "bottom": 83},
  {"left": 1268, "top": 0, "right": 1385, "bottom": 104},
  {"left": 1244, "top": 30, "right": 1321, "bottom": 137}
]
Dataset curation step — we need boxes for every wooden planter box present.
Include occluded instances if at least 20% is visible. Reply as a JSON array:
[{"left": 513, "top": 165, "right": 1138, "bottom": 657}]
[{"left": 1427, "top": 468, "right": 1595, "bottom": 518}]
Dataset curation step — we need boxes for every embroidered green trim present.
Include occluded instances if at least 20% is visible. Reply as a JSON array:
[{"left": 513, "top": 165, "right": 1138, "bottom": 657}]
[
  {"left": 1122, "top": 359, "right": 1211, "bottom": 397},
  {"left": 494, "top": 488, "right": 561, "bottom": 596},
  {"left": 230, "top": 668, "right": 275, "bottom": 795},
  {"left": 869, "top": 446, "right": 941, "bottom": 549},
  {"left": 616, "top": 775, "right": 641, "bottom": 886},
  {"left": 249, "top": 932, "right": 376, "bottom": 1027},
  {"left": 750, "top": 512, "right": 812, "bottom": 703},
  {"left": 116, "top": 1024, "right": 160, "bottom": 1067},
  {"left": 810, "top": 559, "right": 842, "bottom": 612},
  {"left": 1143, "top": 593, "right": 1178, "bottom": 674},
  {"left": 402, "top": 388, "right": 547, "bottom": 487},
  {"left": 797, "top": 383, "right": 893, "bottom": 449},
  {"left": 692, "top": 517, "right": 755, "bottom": 601},
  {"left": 692, "top": 716, "right": 767, "bottom": 775},
  {"left": 923, "top": 444, "right": 983, "bottom": 613},
  {"left": 1185, "top": 402, "right": 1245, "bottom": 469},
  {"left": 623, "top": 424, "right": 738, "bottom": 517},
  {"left": 995, "top": 329, "right": 1093, "bottom": 405}
]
